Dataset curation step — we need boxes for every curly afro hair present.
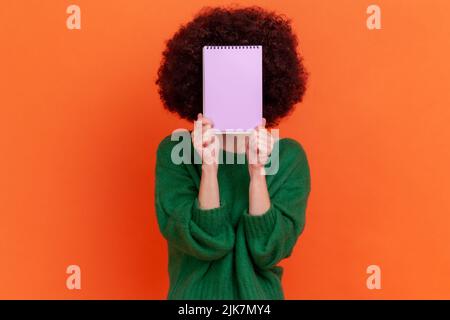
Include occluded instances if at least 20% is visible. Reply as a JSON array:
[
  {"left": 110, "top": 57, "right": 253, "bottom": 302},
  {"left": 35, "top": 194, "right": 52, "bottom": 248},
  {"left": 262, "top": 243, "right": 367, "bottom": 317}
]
[{"left": 156, "top": 6, "right": 308, "bottom": 127}]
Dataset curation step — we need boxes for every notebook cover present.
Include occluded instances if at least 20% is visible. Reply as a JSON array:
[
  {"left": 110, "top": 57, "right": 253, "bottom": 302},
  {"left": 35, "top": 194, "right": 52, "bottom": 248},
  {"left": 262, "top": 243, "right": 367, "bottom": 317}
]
[{"left": 203, "top": 45, "right": 262, "bottom": 133}]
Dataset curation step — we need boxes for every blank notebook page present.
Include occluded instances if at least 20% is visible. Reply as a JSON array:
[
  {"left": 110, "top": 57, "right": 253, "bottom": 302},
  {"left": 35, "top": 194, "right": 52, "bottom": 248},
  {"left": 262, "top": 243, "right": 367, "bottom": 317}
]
[{"left": 203, "top": 45, "right": 262, "bottom": 133}]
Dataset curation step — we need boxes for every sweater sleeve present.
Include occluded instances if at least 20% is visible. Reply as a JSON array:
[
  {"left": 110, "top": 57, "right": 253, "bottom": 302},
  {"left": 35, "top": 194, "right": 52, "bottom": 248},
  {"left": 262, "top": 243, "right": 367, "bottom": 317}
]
[
  {"left": 242, "top": 141, "right": 311, "bottom": 270},
  {"left": 155, "top": 136, "right": 235, "bottom": 261}
]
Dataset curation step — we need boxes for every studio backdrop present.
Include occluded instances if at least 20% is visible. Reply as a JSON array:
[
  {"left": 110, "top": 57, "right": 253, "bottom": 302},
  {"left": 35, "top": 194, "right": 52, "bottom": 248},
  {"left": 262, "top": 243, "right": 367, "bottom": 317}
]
[{"left": 1, "top": 0, "right": 450, "bottom": 299}]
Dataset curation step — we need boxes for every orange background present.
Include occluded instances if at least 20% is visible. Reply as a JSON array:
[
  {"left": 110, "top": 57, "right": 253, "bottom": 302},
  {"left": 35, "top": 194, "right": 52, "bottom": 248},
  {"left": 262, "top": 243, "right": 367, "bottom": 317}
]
[{"left": 1, "top": 0, "right": 450, "bottom": 299}]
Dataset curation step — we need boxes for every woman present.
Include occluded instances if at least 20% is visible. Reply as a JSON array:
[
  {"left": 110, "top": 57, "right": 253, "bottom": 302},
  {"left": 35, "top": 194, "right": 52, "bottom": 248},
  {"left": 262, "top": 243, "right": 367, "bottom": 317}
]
[{"left": 155, "top": 6, "right": 310, "bottom": 299}]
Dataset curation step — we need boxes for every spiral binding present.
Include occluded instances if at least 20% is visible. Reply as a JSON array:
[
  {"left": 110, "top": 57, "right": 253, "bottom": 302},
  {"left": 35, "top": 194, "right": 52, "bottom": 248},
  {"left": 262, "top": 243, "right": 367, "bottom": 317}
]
[{"left": 204, "top": 45, "right": 261, "bottom": 50}]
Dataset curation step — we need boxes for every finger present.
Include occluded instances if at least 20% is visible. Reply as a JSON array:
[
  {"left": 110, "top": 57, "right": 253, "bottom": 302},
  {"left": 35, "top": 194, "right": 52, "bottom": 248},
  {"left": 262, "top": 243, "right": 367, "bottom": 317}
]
[
  {"left": 193, "top": 114, "right": 204, "bottom": 132},
  {"left": 255, "top": 118, "right": 266, "bottom": 130},
  {"left": 197, "top": 113, "right": 214, "bottom": 128},
  {"left": 203, "top": 128, "right": 218, "bottom": 145},
  {"left": 202, "top": 133, "right": 215, "bottom": 147},
  {"left": 203, "top": 123, "right": 212, "bottom": 132},
  {"left": 203, "top": 126, "right": 215, "bottom": 137},
  {"left": 258, "top": 136, "right": 274, "bottom": 153},
  {"left": 249, "top": 130, "right": 258, "bottom": 144},
  {"left": 257, "top": 128, "right": 268, "bottom": 140},
  {"left": 203, "top": 139, "right": 219, "bottom": 162},
  {"left": 203, "top": 140, "right": 218, "bottom": 153},
  {"left": 257, "top": 138, "right": 268, "bottom": 149},
  {"left": 201, "top": 116, "right": 214, "bottom": 127},
  {"left": 248, "top": 134, "right": 259, "bottom": 154},
  {"left": 192, "top": 132, "right": 204, "bottom": 148}
]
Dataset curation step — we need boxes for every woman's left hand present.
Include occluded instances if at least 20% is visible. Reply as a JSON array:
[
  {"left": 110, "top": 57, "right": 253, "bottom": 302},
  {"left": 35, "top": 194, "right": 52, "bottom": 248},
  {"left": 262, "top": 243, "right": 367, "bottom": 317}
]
[{"left": 246, "top": 118, "right": 275, "bottom": 178}]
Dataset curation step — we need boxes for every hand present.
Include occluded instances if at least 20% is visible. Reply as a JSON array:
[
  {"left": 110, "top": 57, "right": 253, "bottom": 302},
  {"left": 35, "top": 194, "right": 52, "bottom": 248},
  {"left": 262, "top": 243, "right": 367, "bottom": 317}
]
[
  {"left": 191, "top": 113, "right": 220, "bottom": 172},
  {"left": 246, "top": 118, "right": 275, "bottom": 178}
]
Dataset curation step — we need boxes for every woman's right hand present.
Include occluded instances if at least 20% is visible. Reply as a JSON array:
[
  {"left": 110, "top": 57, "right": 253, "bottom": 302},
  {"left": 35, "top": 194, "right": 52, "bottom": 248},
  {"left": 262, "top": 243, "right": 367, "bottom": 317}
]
[{"left": 191, "top": 113, "right": 219, "bottom": 171}]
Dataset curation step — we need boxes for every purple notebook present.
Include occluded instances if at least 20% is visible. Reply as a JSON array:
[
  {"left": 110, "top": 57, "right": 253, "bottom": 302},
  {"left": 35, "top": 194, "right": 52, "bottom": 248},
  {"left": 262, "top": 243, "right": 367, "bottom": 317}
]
[{"left": 203, "top": 45, "right": 262, "bottom": 133}]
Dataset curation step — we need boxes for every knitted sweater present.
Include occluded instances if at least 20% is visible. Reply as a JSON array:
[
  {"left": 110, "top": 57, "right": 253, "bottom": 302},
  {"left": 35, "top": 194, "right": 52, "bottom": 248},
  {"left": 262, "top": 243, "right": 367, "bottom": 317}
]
[{"left": 155, "top": 133, "right": 311, "bottom": 299}]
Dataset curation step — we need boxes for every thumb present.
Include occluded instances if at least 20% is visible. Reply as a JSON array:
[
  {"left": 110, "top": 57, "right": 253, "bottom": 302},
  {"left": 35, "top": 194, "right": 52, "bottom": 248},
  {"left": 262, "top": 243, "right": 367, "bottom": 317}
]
[{"left": 261, "top": 118, "right": 266, "bottom": 128}]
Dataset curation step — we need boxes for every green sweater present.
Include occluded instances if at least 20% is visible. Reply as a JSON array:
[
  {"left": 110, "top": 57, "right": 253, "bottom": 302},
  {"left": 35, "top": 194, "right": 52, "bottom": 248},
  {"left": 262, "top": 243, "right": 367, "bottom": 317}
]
[{"left": 155, "top": 133, "right": 311, "bottom": 299}]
